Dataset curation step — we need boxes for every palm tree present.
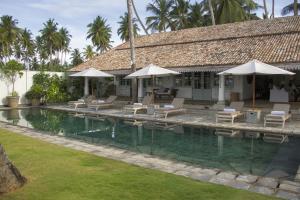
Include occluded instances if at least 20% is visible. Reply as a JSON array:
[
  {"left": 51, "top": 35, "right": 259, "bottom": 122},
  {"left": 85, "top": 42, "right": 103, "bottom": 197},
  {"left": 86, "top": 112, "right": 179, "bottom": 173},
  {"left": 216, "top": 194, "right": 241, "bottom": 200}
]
[
  {"left": 0, "top": 15, "right": 21, "bottom": 62},
  {"left": 87, "top": 16, "right": 112, "bottom": 53},
  {"left": 20, "top": 28, "right": 35, "bottom": 68},
  {"left": 188, "top": 2, "right": 206, "bottom": 27},
  {"left": 171, "top": 0, "right": 190, "bottom": 30},
  {"left": 207, "top": 0, "right": 216, "bottom": 25},
  {"left": 70, "top": 48, "right": 83, "bottom": 66},
  {"left": 262, "top": 0, "right": 268, "bottom": 18},
  {"left": 39, "top": 19, "right": 59, "bottom": 66},
  {"left": 35, "top": 35, "right": 48, "bottom": 64},
  {"left": 83, "top": 45, "right": 95, "bottom": 60},
  {"left": 117, "top": 12, "right": 140, "bottom": 41},
  {"left": 282, "top": 1, "right": 300, "bottom": 16},
  {"left": 239, "top": 0, "right": 262, "bottom": 20},
  {"left": 216, "top": 0, "right": 247, "bottom": 24},
  {"left": 146, "top": 0, "right": 174, "bottom": 32},
  {"left": 58, "top": 27, "right": 71, "bottom": 64}
]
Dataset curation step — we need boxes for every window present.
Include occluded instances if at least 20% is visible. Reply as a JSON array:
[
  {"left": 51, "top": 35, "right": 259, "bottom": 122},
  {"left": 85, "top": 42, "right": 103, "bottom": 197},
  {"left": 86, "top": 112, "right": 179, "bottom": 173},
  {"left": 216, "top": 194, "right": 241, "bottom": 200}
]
[
  {"left": 225, "top": 76, "right": 234, "bottom": 88},
  {"left": 194, "top": 72, "right": 201, "bottom": 89},
  {"left": 119, "top": 76, "right": 130, "bottom": 86},
  {"left": 175, "top": 73, "right": 192, "bottom": 87},
  {"left": 204, "top": 72, "right": 211, "bottom": 89},
  {"left": 183, "top": 72, "right": 192, "bottom": 86},
  {"left": 213, "top": 73, "right": 219, "bottom": 86}
]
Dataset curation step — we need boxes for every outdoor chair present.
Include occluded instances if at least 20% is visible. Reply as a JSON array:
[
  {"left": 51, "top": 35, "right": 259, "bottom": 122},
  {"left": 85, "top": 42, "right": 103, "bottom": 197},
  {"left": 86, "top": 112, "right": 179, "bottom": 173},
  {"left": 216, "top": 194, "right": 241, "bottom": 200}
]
[
  {"left": 68, "top": 95, "right": 96, "bottom": 109},
  {"left": 216, "top": 101, "right": 244, "bottom": 124},
  {"left": 123, "top": 95, "right": 153, "bottom": 115},
  {"left": 154, "top": 98, "right": 186, "bottom": 119},
  {"left": 87, "top": 96, "right": 117, "bottom": 111},
  {"left": 264, "top": 104, "right": 291, "bottom": 128}
]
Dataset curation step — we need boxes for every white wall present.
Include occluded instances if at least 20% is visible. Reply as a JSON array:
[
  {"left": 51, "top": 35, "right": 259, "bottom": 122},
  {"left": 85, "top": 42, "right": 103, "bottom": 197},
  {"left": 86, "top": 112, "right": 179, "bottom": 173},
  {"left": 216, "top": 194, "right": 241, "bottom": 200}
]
[{"left": 0, "top": 71, "right": 64, "bottom": 106}]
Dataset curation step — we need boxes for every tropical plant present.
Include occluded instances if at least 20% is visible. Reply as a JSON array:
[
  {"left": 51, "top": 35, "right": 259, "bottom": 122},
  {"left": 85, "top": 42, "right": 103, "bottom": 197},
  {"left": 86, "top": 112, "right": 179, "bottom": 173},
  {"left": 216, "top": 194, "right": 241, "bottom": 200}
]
[
  {"left": 39, "top": 19, "right": 59, "bottom": 66},
  {"left": 0, "top": 59, "right": 24, "bottom": 95},
  {"left": 70, "top": 48, "right": 83, "bottom": 66},
  {"left": 0, "top": 15, "right": 21, "bottom": 62},
  {"left": 146, "top": 0, "right": 174, "bottom": 32},
  {"left": 87, "top": 16, "right": 112, "bottom": 53},
  {"left": 25, "top": 84, "right": 45, "bottom": 100},
  {"left": 188, "top": 2, "right": 206, "bottom": 27},
  {"left": 216, "top": 0, "right": 247, "bottom": 24},
  {"left": 20, "top": 28, "right": 35, "bottom": 67},
  {"left": 170, "top": 0, "right": 190, "bottom": 30},
  {"left": 117, "top": 12, "right": 140, "bottom": 41},
  {"left": 281, "top": 0, "right": 300, "bottom": 16},
  {"left": 83, "top": 45, "right": 95, "bottom": 60},
  {"left": 58, "top": 27, "right": 71, "bottom": 64}
]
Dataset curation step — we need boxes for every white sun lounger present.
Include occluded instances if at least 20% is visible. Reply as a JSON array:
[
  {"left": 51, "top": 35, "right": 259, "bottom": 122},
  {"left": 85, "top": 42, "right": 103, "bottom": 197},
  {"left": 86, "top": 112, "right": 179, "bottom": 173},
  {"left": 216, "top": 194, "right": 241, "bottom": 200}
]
[
  {"left": 154, "top": 98, "right": 186, "bottom": 119},
  {"left": 88, "top": 96, "right": 117, "bottom": 111},
  {"left": 216, "top": 101, "right": 244, "bottom": 124},
  {"left": 264, "top": 104, "right": 291, "bottom": 128},
  {"left": 123, "top": 95, "right": 153, "bottom": 115}
]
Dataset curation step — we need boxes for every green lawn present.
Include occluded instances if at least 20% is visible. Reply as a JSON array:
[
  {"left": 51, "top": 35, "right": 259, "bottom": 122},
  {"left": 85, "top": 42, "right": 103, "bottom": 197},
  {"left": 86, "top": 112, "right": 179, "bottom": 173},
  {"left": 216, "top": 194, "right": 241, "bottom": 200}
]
[{"left": 0, "top": 129, "right": 279, "bottom": 200}]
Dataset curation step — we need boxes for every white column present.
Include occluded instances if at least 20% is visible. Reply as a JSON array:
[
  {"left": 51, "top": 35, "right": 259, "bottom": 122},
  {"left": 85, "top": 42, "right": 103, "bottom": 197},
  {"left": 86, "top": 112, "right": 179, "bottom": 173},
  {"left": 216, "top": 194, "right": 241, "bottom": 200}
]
[
  {"left": 84, "top": 77, "right": 89, "bottom": 96},
  {"left": 138, "top": 78, "right": 143, "bottom": 102},
  {"left": 218, "top": 75, "right": 225, "bottom": 104}
]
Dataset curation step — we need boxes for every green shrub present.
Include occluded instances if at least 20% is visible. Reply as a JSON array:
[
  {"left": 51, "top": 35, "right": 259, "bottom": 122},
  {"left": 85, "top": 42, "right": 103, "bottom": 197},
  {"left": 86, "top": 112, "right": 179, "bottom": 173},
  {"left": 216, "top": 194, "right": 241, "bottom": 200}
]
[{"left": 25, "top": 85, "right": 45, "bottom": 100}]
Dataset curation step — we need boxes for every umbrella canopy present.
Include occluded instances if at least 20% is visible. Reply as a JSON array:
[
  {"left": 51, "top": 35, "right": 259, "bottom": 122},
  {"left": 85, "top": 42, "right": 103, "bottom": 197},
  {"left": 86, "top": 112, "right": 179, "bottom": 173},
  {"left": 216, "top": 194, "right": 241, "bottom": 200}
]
[
  {"left": 70, "top": 67, "right": 114, "bottom": 78},
  {"left": 218, "top": 60, "right": 295, "bottom": 75},
  {"left": 218, "top": 59, "right": 295, "bottom": 108},
  {"left": 125, "top": 64, "right": 179, "bottom": 79}
]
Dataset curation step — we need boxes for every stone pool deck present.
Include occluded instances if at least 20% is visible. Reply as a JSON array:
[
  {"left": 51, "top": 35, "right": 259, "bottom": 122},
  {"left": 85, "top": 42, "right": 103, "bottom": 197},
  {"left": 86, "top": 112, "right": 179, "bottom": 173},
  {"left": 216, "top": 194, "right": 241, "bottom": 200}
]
[
  {"left": 0, "top": 121, "right": 300, "bottom": 200},
  {"left": 46, "top": 105, "right": 300, "bottom": 136}
]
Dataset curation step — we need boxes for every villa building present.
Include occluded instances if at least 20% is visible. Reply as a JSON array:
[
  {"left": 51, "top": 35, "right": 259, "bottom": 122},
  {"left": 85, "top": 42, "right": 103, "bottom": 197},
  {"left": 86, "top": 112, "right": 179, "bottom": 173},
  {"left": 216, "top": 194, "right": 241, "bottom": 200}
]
[{"left": 71, "top": 16, "right": 300, "bottom": 103}]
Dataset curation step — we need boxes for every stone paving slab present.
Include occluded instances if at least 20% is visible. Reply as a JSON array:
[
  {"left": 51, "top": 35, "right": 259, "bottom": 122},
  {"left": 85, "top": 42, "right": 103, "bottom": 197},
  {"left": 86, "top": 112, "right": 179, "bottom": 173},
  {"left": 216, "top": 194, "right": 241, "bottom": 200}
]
[{"left": 1, "top": 122, "right": 300, "bottom": 200}]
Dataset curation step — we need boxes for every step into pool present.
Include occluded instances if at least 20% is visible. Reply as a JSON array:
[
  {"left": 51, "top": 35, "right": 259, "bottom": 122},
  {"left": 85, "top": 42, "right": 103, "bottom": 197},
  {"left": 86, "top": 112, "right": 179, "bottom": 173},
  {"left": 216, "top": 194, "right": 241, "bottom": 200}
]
[{"left": 1, "top": 108, "right": 300, "bottom": 180}]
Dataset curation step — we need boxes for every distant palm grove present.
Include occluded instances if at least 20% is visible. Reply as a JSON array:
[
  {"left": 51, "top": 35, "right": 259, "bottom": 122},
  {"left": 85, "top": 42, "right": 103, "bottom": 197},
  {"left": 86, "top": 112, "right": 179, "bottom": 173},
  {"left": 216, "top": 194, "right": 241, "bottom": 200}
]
[{"left": 0, "top": 0, "right": 299, "bottom": 71}]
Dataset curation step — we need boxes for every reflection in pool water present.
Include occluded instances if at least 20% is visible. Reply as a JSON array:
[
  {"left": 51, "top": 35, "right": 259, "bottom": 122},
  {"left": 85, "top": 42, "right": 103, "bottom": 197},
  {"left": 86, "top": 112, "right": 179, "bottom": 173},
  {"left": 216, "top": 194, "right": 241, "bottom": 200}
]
[{"left": 1, "top": 108, "right": 300, "bottom": 180}]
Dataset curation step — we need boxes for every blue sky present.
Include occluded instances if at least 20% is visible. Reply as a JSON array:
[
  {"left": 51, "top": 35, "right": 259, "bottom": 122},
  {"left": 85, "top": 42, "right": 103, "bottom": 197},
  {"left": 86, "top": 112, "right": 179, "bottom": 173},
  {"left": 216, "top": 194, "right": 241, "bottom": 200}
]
[{"left": 0, "top": 0, "right": 293, "bottom": 53}]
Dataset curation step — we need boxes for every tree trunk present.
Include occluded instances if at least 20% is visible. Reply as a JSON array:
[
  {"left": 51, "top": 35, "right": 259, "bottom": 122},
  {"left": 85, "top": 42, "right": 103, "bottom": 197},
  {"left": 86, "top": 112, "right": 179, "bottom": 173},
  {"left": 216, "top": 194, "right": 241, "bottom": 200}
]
[
  {"left": 271, "top": 0, "right": 275, "bottom": 18},
  {"left": 208, "top": 0, "right": 216, "bottom": 25},
  {"left": 294, "top": 0, "right": 299, "bottom": 16},
  {"left": 132, "top": 0, "right": 149, "bottom": 35},
  {"left": 263, "top": 0, "right": 268, "bottom": 19},
  {"left": 0, "top": 144, "right": 26, "bottom": 194},
  {"left": 127, "top": 0, "right": 137, "bottom": 103}
]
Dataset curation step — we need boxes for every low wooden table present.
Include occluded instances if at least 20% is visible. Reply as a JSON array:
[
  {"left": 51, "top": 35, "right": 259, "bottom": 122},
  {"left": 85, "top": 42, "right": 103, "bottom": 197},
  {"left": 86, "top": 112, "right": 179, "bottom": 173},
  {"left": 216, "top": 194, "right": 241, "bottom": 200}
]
[{"left": 246, "top": 109, "right": 261, "bottom": 123}]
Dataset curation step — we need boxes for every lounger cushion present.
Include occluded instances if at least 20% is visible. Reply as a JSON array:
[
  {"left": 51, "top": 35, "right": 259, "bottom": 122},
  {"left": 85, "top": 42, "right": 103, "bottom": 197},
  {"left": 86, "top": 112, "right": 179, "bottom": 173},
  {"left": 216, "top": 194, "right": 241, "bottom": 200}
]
[
  {"left": 133, "top": 103, "right": 143, "bottom": 107},
  {"left": 224, "top": 108, "right": 236, "bottom": 113},
  {"left": 271, "top": 111, "right": 286, "bottom": 116},
  {"left": 78, "top": 99, "right": 84, "bottom": 102},
  {"left": 91, "top": 100, "right": 105, "bottom": 104},
  {"left": 164, "top": 104, "right": 174, "bottom": 109}
]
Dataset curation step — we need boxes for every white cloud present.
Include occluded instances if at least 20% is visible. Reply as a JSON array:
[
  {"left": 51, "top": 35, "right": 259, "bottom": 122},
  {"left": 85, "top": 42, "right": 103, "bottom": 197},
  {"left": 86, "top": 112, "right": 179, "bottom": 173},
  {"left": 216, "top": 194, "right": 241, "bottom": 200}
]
[{"left": 28, "top": 0, "right": 127, "bottom": 19}]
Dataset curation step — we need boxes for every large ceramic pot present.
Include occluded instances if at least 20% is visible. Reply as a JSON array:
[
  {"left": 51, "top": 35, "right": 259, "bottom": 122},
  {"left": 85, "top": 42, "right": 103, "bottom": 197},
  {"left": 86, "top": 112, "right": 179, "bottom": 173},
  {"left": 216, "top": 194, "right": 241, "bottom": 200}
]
[
  {"left": 6, "top": 96, "right": 19, "bottom": 108},
  {"left": 31, "top": 99, "right": 40, "bottom": 106}
]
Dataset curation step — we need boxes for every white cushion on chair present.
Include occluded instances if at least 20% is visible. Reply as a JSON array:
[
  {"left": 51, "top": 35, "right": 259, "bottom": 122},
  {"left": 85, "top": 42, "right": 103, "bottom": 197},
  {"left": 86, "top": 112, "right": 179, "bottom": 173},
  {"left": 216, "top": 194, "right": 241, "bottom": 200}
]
[
  {"left": 224, "top": 108, "right": 236, "bottom": 113},
  {"left": 271, "top": 111, "right": 286, "bottom": 116},
  {"left": 164, "top": 104, "right": 174, "bottom": 109}
]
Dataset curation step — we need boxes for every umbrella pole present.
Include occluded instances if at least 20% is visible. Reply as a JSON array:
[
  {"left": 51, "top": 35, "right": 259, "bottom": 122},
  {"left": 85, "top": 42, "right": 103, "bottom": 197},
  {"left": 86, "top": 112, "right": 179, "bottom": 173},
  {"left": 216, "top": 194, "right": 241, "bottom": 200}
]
[
  {"left": 252, "top": 74, "right": 256, "bottom": 109},
  {"left": 152, "top": 75, "right": 155, "bottom": 102}
]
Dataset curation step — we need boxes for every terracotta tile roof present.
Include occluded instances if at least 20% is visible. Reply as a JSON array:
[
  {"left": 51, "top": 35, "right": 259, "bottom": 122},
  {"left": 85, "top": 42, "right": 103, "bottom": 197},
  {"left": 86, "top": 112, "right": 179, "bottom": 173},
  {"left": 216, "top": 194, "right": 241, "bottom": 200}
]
[{"left": 71, "top": 16, "right": 300, "bottom": 72}]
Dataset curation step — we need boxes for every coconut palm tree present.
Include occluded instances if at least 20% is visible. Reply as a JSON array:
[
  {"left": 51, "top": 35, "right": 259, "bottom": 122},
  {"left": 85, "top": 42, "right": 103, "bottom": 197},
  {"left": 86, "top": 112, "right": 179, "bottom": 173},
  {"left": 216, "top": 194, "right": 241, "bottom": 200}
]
[
  {"left": 70, "top": 48, "right": 83, "bottom": 66},
  {"left": 216, "top": 0, "right": 247, "bottom": 24},
  {"left": 281, "top": 0, "right": 300, "bottom": 16},
  {"left": 39, "top": 19, "right": 59, "bottom": 66},
  {"left": 20, "top": 28, "right": 35, "bottom": 68},
  {"left": 87, "top": 16, "right": 112, "bottom": 53},
  {"left": 170, "top": 0, "right": 190, "bottom": 30},
  {"left": 187, "top": 2, "right": 206, "bottom": 27},
  {"left": 146, "top": 0, "right": 174, "bottom": 32},
  {"left": 0, "top": 15, "right": 21, "bottom": 62},
  {"left": 117, "top": 12, "right": 140, "bottom": 41},
  {"left": 207, "top": 0, "right": 216, "bottom": 25},
  {"left": 83, "top": 45, "right": 95, "bottom": 60},
  {"left": 58, "top": 27, "right": 71, "bottom": 64}
]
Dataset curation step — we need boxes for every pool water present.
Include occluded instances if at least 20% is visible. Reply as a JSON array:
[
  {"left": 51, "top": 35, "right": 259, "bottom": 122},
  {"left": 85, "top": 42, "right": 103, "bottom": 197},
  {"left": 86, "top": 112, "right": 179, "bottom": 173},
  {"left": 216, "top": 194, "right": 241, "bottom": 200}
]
[{"left": 1, "top": 108, "right": 300, "bottom": 179}]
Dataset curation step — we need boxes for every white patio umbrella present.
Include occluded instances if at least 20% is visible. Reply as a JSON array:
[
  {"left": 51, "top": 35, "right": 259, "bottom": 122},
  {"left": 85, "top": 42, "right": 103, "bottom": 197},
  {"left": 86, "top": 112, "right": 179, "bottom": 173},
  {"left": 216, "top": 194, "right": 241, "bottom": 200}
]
[
  {"left": 70, "top": 68, "right": 114, "bottom": 96},
  {"left": 218, "top": 59, "right": 295, "bottom": 108},
  {"left": 125, "top": 64, "right": 180, "bottom": 99}
]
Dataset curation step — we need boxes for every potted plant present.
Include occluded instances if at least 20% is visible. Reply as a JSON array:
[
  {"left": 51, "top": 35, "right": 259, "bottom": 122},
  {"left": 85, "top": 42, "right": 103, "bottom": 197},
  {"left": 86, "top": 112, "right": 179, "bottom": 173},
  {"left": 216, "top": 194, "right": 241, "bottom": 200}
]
[
  {"left": 25, "top": 85, "right": 45, "bottom": 106},
  {"left": 0, "top": 60, "right": 24, "bottom": 108}
]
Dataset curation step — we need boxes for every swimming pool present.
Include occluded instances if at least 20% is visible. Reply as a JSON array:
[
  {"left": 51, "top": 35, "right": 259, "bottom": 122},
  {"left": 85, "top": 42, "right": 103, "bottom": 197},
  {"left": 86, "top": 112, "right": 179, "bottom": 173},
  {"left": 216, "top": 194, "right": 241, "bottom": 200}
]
[{"left": 1, "top": 108, "right": 300, "bottom": 180}]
